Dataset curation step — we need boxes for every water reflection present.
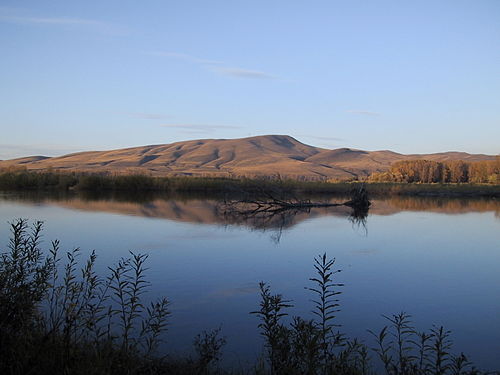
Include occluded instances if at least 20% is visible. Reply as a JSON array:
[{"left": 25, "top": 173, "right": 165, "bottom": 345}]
[
  {"left": 1, "top": 191, "right": 498, "bottom": 242},
  {"left": 2, "top": 191, "right": 497, "bottom": 221},
  {"left": 0, "top": 191, "right": 499, "bottom": 369},
  {"left": 348, "top": 208, "right": 369, "bottom": 236}
]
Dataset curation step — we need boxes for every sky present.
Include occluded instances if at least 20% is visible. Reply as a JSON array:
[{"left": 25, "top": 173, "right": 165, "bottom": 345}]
[{"left": 1, "top": 0, "right": 499, "bottom": 159}]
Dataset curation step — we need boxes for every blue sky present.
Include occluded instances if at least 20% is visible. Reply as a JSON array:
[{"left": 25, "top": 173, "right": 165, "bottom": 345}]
[{"left": 1, "top": 0, "right": 499, "bottom": 159}]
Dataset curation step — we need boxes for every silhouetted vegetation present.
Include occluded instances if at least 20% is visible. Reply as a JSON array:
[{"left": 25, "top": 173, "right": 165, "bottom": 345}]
[
  {"left": 0, "top": 167, "right": 79, "bottom": 190},
  {"left": 217, "top": 183, "right": 370, "bottom": 242},
  {"left": 250, "top": 254, "right": 496, "bottom": 375},
  {"left": 2, "top": 167, "right": 498, "bottom": 197},
  {"left": 345, "top": 183, "right": 371, "bottom": 211},
  {"left": 0, "top": 219, "right": 176, "bottom": 374},
  {"left": 1, "top": 219, "right": 498, "bottom": 374}
]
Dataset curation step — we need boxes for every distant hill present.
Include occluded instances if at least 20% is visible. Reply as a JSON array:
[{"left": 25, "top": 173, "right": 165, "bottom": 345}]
[{"left": 0, "top": 135, "right": 496, "bottom": 180}]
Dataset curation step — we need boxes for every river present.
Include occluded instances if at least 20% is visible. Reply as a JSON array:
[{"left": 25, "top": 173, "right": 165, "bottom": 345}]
[{"left": 0, "top": 191, "right": 499, "bottom": 369}]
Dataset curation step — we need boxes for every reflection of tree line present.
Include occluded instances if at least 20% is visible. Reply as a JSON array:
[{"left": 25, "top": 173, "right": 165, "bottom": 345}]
[
  {"left": 378, "top": 196, "right": 500, "bottom": 216},
  {"left": 3, "top": 193, "right": 499, "bottom": 231}
]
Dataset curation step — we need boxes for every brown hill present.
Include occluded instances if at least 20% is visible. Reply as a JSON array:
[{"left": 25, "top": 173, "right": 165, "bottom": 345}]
[{"left": 0, "top": 135, "right": 496, "bottom": 180}]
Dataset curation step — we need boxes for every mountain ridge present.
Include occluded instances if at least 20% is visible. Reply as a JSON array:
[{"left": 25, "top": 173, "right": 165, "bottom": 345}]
[{"left": 0, "top": 135, "right": 496, "bottom": 180}]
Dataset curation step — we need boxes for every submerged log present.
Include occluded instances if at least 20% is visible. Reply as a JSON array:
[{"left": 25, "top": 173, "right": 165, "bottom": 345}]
[
  {"left": 220, "top": 183, "right": 371, "bottom": 214},
  {"left": 217, "top": 183, "right": 371, "bottom": 242}
]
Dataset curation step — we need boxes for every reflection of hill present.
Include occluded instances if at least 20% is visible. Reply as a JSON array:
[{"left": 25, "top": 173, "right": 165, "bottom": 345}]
[
  {"left": 62, "top": 199, "right": 223, "bottom": 224},
  {"left": 53, "top": 198, "right": 354, "bottom": 229},
  {"left": 7, "top": 195, "right": 498, "bottom": 230}
]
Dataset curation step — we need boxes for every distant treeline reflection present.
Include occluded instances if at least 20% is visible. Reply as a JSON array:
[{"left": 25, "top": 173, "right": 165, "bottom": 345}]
[{"left": 1, "top": 192, "right": 498, "bottom": 230}]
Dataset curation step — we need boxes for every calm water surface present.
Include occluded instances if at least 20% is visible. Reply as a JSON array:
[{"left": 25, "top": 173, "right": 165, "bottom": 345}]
[{"left": 1, "top": 192, "right": 499, "bottom": 369}]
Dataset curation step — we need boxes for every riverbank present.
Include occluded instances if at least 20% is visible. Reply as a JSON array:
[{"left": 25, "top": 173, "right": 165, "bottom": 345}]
[{"left": 0, "top": 170, "right": 499, "bottom": 197}]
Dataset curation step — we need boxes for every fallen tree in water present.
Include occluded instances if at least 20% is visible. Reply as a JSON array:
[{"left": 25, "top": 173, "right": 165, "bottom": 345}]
[
  {"left": 217, "top": 183, "right": 371, "bottom": 242},
  {"left": 220, "top": 183, "right": 371, "bottom": 215}
]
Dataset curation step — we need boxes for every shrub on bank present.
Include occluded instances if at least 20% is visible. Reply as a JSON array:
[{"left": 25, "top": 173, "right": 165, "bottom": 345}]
[
  {"left": 0, "top": 169, "right": 499, "bottom": 197},
  {"left": 0, "top": 219, "right": 498, "bottom": 374}
]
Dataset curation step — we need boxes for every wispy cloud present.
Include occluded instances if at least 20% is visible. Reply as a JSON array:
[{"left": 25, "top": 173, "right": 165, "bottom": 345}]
[
  {"left": 3, "top": 15, "right": 104, "bottom": 26},
  {"left": 211, "top": 66, "right": 276, "bottom": 80},
  {"left": 150, "top": 50, "right": 276, "bottom": 80},
  {"left": 126, "top": 112, "right": 171, "bottom": 120},
  {"left": 160, "top": 124, "right": 241, "bottom": 133},
  {"left": 295, "top": 134, "right": 347, "bottom": 149},
  {"left": 347, "top": 110, "right": 381, "bottom": 116},
  {"left": 148, "top": 51, "right": 223, "bottom": 65},
  {"left": 0, "top": 8, "right": 127, "bottom": 35},
  {"left": 298, "top": 134, "right": 345, "bottom": 142},
  {"left": 0, "top": 143, "right": 81, "bottom": 160}
]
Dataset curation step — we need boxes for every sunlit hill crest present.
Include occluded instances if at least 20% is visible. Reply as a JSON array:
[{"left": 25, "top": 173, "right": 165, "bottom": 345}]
[{"left": 0, "top": 135, "right": 495, "bottom": 180}]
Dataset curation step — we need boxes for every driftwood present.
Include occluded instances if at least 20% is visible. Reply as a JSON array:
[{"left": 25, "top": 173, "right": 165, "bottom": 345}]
[
  {"left": 220, "top": 183, "right": 371, "bottom": 215},
  {"left": 217, "top": 183, "right": 371, "bottom": 242}
]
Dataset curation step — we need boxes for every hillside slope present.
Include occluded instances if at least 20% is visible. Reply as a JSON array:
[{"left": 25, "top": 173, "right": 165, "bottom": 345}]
[{"left": 0, "top": 135, "right": 496, "bottom": 180}]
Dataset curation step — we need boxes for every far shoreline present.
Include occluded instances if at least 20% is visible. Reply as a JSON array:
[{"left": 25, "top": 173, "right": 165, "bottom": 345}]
[{"left": 0, "top": 170, "right": 499, "bottom": 198}]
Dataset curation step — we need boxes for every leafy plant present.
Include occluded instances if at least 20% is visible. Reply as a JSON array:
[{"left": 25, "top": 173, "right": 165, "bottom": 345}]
[
  {"left": 194, "top": 327, "right": 227, "bottom": 374},
  {"left": 0, "top": 219, "right": 171, "bottom": 375},
  {"left": 307, "top": 252, "right": 344, "bottom": 364},
  {"left": 1, "top": 219, "right": 496, "bottom": 374},
  {"left": 251, "top": 282, "right": 293, "bottom": 374}
]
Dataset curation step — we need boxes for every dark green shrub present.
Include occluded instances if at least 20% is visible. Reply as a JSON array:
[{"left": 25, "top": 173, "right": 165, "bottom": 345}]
[{"left": 0, "top": 219, "right": 171, "bottom": 375}]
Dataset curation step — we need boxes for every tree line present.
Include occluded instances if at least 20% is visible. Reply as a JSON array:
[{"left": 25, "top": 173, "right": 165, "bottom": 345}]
[{"left": 368, "top": 158, "right": 500, "bottom": 184}]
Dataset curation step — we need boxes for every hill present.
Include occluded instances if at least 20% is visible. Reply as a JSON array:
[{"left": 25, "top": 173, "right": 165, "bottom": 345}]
[{"left": 0, "top": 135, "right": 496, "bottom": 180}]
